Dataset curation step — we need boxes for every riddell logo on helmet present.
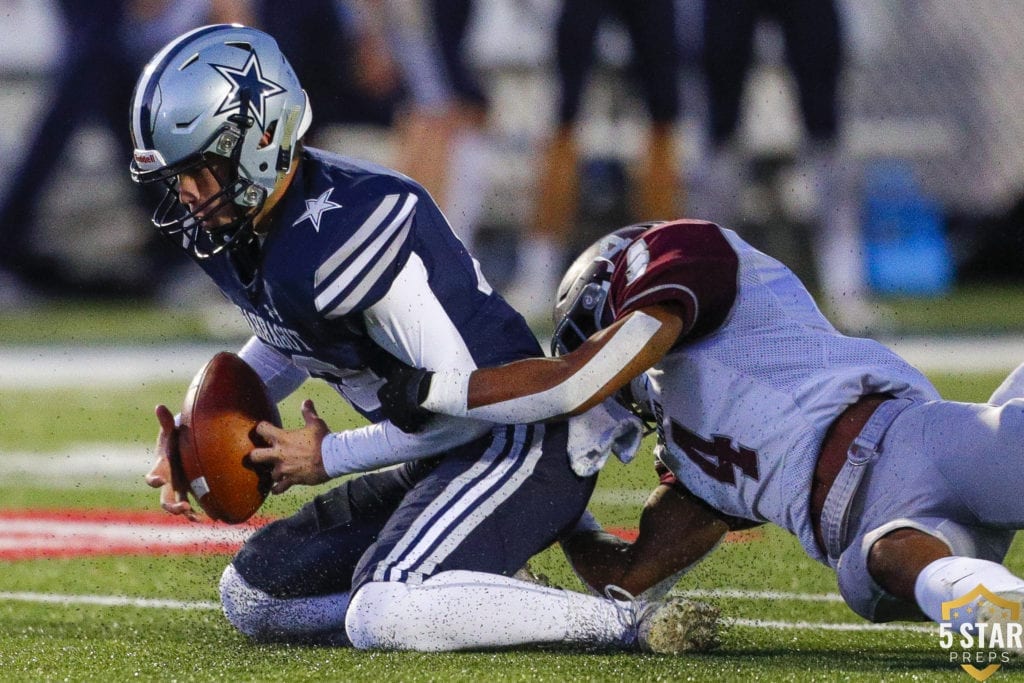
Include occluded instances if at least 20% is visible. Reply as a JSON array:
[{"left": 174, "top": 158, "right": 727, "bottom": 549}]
[
  {"left": 938, "top": 585, "right": 1022, "bottom": 681},
  {"left": 133, "top": 150, "right": 165, "bottom": 169}
]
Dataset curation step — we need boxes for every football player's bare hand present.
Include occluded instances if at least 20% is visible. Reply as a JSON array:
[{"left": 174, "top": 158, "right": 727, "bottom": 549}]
[
  {"left": 151, "top": 404, "right": 179, "bottom": 464},
  {"left": 146, "top": 404, "right": 199, "bottom": 521},
  {"left": 252, "top": 399, "right": 330, "bottom": 493}
]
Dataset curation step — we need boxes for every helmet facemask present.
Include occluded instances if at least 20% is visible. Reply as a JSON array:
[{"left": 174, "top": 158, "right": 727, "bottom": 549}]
[
  {"left": 133, "top": 96, "right": 266, "bottom": 259},
  {"left": 550, "top": 257, "right": 614, "bottom": 356}
]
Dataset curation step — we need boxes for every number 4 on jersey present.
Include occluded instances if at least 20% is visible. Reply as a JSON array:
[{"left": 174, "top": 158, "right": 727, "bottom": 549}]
[{"left": 669, "top": 420, "right": 760, "bottom": 486}]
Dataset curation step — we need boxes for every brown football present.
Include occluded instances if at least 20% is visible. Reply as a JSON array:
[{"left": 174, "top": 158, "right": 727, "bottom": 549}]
[{"left": 178, "top": 352, "right": 280, "bottom": 523}]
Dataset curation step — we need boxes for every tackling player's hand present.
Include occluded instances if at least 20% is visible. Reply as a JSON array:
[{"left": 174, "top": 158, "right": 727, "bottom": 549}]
[
  {"left": 251, "top": 399, "right": 330, "bottom": 494},
  {"left": 145, "top": 404, "right": 199, "bottom": 521},
  {"left": 377, "top": 364, "right": 434, "bottom": 432}
]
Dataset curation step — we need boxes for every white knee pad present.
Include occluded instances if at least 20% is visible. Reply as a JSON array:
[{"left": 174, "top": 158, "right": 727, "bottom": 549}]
[
  {"left": 219, "top": 564, "right": 351, "bottom": 646},
  {"left": 219, "top": 564, "right": 272, "bottom": 639},
  {"left": 345, "top": 581, "right": 412, "bottom": 650}
]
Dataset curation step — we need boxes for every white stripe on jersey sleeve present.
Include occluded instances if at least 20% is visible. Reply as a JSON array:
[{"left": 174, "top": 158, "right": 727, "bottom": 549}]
[
  {"left": 313, "top": 193, "right": 411, "bottom": 287},
  {"left": 314, "top": 193, "right": 417, "bottom": 316},
  {"left": 318, "top": 212, "right": 415, "bottom": 319}
]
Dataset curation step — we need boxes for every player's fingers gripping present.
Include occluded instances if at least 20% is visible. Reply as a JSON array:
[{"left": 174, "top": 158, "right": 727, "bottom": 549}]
[
  {"left": 148, "top": 453, "right": 197, "bottom": 520},
  {"left": 160, "top": 481, "right": 199, "bottom": 521},
  {"left": 148, "top": 405, "right": 198, "bottom": 520},
  {"left": 145, "top": 453, "right": 170, "bottom": 489},
  {"left": 254, "top": 419, "right": 284, "bottom": 451},
  {"left": 253, "top": 403, "right": 330, "bottom": 492},
  {"left": 265, "top": 444, "right": 288, "bottom": 494},
  {"left": 250, "top": 423, "right": 284, "bottom": 493}
]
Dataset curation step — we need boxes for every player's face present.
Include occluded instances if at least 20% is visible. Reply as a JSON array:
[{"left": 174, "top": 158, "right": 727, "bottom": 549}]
[{"left": 175, "top": 159, "right": 238, "bottom": 231}]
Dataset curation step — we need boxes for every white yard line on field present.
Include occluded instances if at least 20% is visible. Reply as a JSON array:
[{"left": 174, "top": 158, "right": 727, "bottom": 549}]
[
  {"left": 0, "top": 446, "right": 152, "bottom": 483},
  {"left": 0, "top": 589, "right": 936, "bottom": 633},
  {"left": 0, "top": 343, "right": 226, "bottom": 389},
  {"left": 725, "top": 618, "right": 934, "bottom": 633},
  {"left": 883, "top": 334, "right": 1024, "bottom": 374},
  {"left": 0, "top": 591, "right": 219, "bottom": 611},
  {"left": 0, "top": 448, "right": 648, "bottom": 505},
  {"left": 681, "top": 588, "right": 844, "bottom": 603},
  {"left": 0, "top": 336, "right": 1021, "bottom": 389}
]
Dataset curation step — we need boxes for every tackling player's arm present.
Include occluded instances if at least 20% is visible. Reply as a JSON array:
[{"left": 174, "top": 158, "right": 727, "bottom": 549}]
[
  {"left": 562, "top": 484, "right": 730, "bottom": 596},
  {"left": 379, "top": 221, "right": 740, "bottom": 429},
  {"left": 249, "top": 200, "right": 496, "bottom": 486},
  {"left": 393, "top": 302, "right": 684, "bottom": 425}
]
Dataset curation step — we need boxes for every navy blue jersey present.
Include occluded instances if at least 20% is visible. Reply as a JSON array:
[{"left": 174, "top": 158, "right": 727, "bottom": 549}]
[{"left": 191, "top": 147, "right": 539, "bottom": 422}]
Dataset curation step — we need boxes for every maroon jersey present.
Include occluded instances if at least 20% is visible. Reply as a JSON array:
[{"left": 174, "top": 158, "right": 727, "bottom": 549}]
[{"left": 607, "top": 220, "right": 739, "bottom": 342}]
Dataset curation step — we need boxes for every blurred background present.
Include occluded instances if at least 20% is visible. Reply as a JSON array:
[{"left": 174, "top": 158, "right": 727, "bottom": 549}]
[
  {"left": 1, "top": 0, "right": 1023, "bottom": 340},
  {"left": 4, "top": 5, "right": 1024, "bottom": 673}
]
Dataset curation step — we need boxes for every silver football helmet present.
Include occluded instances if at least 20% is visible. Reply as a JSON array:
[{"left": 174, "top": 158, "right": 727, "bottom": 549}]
[
  {"left": 550, "top": 222, "right": 663, "bottom": 356},
  {"left": 129, "top": 24, "right": 313, "bottom": 257}
]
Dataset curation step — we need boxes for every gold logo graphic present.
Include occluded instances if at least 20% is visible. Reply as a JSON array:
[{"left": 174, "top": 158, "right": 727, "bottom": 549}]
[{"left": 940, "top": 585, "right": 1021, "bottom": 681}]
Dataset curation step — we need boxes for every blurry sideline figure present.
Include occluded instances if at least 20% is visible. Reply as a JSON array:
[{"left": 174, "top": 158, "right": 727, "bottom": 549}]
[{"left": 505, "top": 0, "right": 684, "bottom": 324}]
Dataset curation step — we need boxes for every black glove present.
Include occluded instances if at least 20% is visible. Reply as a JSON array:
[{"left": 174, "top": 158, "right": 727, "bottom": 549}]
[{"left": 377, "top": 364, "right": 435, "bottom": 433}]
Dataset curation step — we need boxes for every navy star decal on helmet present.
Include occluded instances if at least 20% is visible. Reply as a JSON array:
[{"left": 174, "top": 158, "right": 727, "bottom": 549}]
[
  {"left": 211, "top": 51, "right": 287, "bottom": 132},
  {"left": 129, "top": 24, "right": 312, "bottom": 257}
]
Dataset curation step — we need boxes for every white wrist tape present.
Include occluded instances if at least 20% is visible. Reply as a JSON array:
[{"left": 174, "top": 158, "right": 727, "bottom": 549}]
[{"left": 422, "top": 370, "right": 472, "bottom": 417}]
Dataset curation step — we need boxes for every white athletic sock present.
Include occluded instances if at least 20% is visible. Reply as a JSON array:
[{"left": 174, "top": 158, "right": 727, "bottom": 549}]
[
  {"left": 218, "top": 565, "right": 351, "bottom": 646},
  {"left": 691, "top": 141, "right": 744, "bottom": 225},
  {"left": 914, "top": 556, "right": 1024, "bottom": 630},
  {"left": 445, "top": 130, "right": 490, "bottom": 252},
  {"left": 345, "top": 570, "right": 636, "bottom": 651},
  {"left": 805, "top": 143, "right": 867, "bottom": 301},
  {"left": 989, "top": 363, "right": 1024, "bottom": 405}
]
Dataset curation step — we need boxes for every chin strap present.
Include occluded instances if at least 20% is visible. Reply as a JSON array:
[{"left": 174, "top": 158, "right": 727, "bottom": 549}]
[{"left": 276, "top": 104, "right": 302, "bottom": 179}]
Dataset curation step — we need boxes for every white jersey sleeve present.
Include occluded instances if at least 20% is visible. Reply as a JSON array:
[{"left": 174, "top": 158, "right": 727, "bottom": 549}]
[
  {"left": 236, "top": 336, "right": 309, "bottom": 402},
  {"left": 313, "top": 192, "right": 417, "bottom": 319}
]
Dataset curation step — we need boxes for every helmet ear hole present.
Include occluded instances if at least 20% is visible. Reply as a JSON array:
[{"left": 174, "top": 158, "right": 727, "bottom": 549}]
[
  {"left": 258, "top": 120, "right": 277, "bottom": 149},
  {"left": 550, "top": 259, "right": 613, "bottom": 356}
]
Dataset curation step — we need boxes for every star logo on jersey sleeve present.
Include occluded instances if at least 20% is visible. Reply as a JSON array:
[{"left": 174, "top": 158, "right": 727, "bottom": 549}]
[
  {"left": 293, "top": 188, "right": 342, "bottom": 232},
  {"left": 212, "top": 52, "right": 286, "bottom": 131}
]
